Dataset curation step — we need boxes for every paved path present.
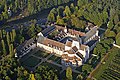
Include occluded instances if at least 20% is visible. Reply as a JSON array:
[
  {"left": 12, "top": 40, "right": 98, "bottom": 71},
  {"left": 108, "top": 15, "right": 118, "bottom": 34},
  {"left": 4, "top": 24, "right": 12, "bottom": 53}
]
[
  {"left": 47, "top": 60, "right": 63, "bottom": 67},
  {"left": 31, "top": 55, "right": 43, "bottom": 59},
  {"left": 113, "top": 43, "right": 120, "bottom": 49},
  {"left": 32, "top": 54, "right": 54, "bottom": 69},
  {"left": 98, "top": 28, "right": 106, "bottom": 31}
]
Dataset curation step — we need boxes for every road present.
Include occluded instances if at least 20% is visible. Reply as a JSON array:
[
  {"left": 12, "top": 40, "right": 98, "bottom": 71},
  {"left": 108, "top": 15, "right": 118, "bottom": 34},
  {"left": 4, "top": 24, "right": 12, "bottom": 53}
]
[{"left": 113, "top": 43, "right": 120, "bottom": 49}]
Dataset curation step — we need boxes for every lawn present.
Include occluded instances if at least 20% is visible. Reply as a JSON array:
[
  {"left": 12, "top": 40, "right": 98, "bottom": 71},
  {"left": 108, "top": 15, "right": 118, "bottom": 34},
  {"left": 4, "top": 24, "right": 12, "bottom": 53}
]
[
  {"left": 90, "top": 47, "right": 120, "bottom": 79},
  {"left": 33, "top": 50, "right": 49, "bottom": 58},
  {"left": 48, "top": 55, "right": 61, "bottom": 62},
  {"left": 22, "top": 56, "right": 41, "bottom": 67},
  {"left": 41, "top": 62, "right": 62, "bottom": 73}
]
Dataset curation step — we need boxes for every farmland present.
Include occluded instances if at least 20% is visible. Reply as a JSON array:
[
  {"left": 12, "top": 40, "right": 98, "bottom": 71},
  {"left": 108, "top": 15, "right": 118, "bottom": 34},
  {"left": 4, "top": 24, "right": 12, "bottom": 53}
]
[{"left": 93, "top": 47, "right": 120, "bottom": 80}]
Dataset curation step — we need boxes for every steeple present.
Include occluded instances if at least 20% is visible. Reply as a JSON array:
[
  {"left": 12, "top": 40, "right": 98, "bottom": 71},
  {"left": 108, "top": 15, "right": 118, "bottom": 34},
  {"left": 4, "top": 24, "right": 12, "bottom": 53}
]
[{"left": 64, "top": 26, "right": 67, "bottom": 33}]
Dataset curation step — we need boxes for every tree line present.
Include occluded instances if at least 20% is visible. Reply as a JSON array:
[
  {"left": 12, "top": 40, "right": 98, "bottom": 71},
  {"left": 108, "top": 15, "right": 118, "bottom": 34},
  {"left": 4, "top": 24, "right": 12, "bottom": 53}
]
[
  {"left": 0, "top": 0, "right": 72, "bottom": 21},
  {"left": 47, "top": 0, "right": 119, "bottom": 31}
]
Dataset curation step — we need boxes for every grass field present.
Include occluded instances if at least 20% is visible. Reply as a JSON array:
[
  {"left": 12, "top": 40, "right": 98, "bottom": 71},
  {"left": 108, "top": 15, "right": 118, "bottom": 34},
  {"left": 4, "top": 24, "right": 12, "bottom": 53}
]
[
  {"left": 34, "top": 50, "right": 49, "bottom": 58},
  {"left": 48, "top": 55, "right": 61, "bottom": 61},
  {"left": 22, "top": 56, "right": 41, "bottom": 67}
]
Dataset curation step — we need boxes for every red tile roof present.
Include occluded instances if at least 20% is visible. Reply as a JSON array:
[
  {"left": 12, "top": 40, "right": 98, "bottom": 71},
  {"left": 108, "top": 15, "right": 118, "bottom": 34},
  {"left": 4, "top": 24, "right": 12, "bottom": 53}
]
[
  {"left": 41, "top": 38, "right": 65, "bottom": 50},
  {"left": 55, "top": 25, "right": 85, "bottom": 36},
  {"left": 80, "top": 45, "right": 87, "bottom": 51},
  {"left": 66, "top": 49, "right": 75, "bottom": 54},
  {"left": 65, "top": 41, "right": 72, "bottom": 47},
  {"left": 68, "top": 29, "right": 85, "bottom": 36}
]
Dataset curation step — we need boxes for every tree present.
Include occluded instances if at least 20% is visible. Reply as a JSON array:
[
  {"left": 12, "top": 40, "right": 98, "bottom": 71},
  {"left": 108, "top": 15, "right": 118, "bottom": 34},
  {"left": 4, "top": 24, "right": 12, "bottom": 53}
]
[
  {"left": 9, "top": 44, "right": 14, "bottom": 57},
  {"left": 114, "top": 14, "right": 119, "bottom": 24},
  {"left": 66, "top": 67, "right": 72, "bottom": 80},
  {"left": 57, "top": 6, "right": 64, "bottom": 16},
  {"left": 16, "top": 34, "right": 24, "bottom": 44},
  {"left": 1, "top": 39, "right": 6, "bottom": 55},
  {"left": 58, "top": 0, "right": 62, "bottom": 5},
  {"left": 54, "top": 75, "right": 58, "bottom": 80},
  {"left": 10, "top": 32, "right": 13, "bottom": 42},
  {"left": 15, "top": 0, "right": 19, "bottom": 11},
  {"left": 47, "top": 12, "right": 55, "bottom": 23},
  {"left": 82, "top": 64, "right": 92, "bottom": 72},
  {"left": 35, "top": 73, "right": 42, "bottom": 80},
  {"left": 110, "top": 8, "right": 116, "bottom": 20},
  {"left": 12, "top": 29, "right": 16, "bottom": 42},
  {"left": 70, "top": 3, "right": 75, "bottom": 13},
  {"left": 105, "top": 29, "right": 116, "bottom": 38},
  {"left": 77, "top": 0, "right": 84, "bottom": 7},
  {"left": 114, "top": 23, "right": 120, "bottom": 34},
  {"left": 50, "top": 8, "right": 57, "bottom": 15},
  {"left": 116, "top": 37, "right": 120, "bottom": 45},
  {"left": 0, "top": 30, "right": 2, "bottom": 39},
  {"left": 93, "top": 47, "right": 98, "bottom": 55},
  {"left": 107, "top": 21, "right": 114, "bottom": 30},
  {"left": 116, "top": 32, "right": 120, "bottom": 45},
  {"left": 64, "top": 6, "right": 71, "bottom": 17},
  {"left": 28, "top": 0, "right": 34, "bottom": 15},
  {"left": 6, "top": 32, "right": 10, "bottom": 45},
  {"left": 2, "top": 0, "right": 8, "bottom": 19},
  {"left": 93, "top": 43, "right": 104, "bottom": 55},
  {"left": 102, "top": 10, "right": 108, "bottom": 23},
  {"left": 116, "top": 32, "right": 120, "bottom": 40},
  {"left": 76, "top": 74, "right": 83, "bottom": 80},
  {"left": 5, "top": 76, "right": 10, "bottom": 80},
  {"left": 106, "top": 31, "right": 116, "bottom": 38},
  {"left": 56, "top": 15, "right": 64, "bottom": 25},
  {"left": 29, "top": 74, "right": 36, "bottom": 80}
]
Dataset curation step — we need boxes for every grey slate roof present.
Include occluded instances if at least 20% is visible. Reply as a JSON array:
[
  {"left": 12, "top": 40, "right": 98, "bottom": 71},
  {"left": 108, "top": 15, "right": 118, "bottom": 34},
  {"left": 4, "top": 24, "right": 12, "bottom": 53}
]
[
  {"left": 16, "top": 38, "right": 35, "bottom": 56},
  {"left": 86, "top": 40, "right": 98, "bottom": 47},
  {"left": 41, "top": 26, "right": 56, "bottom": 37},
  {"left": 82, "top": 27, "right": 98, "bottom": 43}
]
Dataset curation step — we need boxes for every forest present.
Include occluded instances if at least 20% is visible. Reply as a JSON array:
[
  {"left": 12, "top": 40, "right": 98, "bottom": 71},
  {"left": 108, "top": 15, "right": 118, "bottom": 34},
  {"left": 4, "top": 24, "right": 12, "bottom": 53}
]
[{"left": 0, "top": 0, "right": 72, "bottom": 21}]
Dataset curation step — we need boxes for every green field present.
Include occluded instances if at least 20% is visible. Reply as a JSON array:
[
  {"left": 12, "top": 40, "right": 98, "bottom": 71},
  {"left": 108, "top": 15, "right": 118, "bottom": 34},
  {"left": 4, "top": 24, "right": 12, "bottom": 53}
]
[
  {"left": 92, "top": 47, "right": 120, "bottom": 80},
  {"left": 22, "top": 56, "right": 41, "bottom": 67},
  {"left": 34, "top": 50, "right": 49, "bottom": 58},
  {"left": 48, "top": 55, "right": 61, "bottom": 62}
]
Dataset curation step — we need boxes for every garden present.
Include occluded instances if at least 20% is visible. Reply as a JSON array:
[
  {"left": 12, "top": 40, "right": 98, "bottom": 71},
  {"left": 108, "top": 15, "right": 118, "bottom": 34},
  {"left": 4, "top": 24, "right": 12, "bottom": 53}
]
[
  {"left": 33, "top": 50, "right": 49, "bottom": 58},
  {"left": 22, "top": 56, "right": 41, "bottom": 67}
]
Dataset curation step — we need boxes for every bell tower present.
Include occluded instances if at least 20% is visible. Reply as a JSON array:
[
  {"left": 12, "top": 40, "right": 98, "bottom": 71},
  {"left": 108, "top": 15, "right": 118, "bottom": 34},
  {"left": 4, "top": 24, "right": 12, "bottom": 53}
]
[{"left": 64, "top": 26, "right": 67, "bottom": 33}]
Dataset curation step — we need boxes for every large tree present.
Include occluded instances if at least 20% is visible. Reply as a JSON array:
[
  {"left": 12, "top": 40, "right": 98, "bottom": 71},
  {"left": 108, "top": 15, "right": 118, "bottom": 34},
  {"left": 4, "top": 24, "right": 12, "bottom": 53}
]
[
  {"left": 66, "top": 67, "right": 72, "bottom": 80},
  {"left": 1, "top": 39, "right": 6, "bottom": 55},
  {"left": 64, "top": 6, "right": 71, "bottom": 17}
]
